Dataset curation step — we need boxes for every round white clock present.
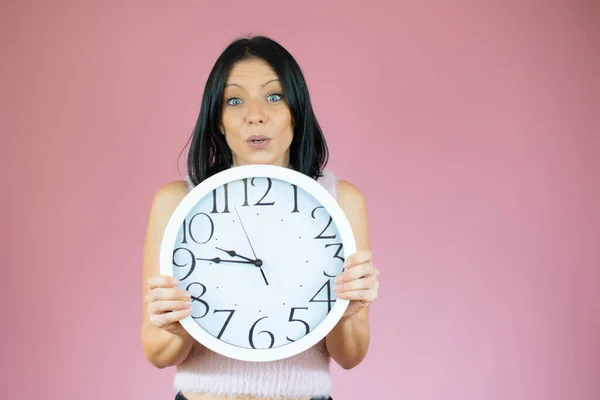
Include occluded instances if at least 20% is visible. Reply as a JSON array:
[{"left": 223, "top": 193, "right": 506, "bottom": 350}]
[{"left": 160, "top": 164, "right": 356, "bottom": 362}]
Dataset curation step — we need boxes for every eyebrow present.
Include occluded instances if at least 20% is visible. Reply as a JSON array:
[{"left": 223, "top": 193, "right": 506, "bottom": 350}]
[{"left": 225, "top": 78, "right": 280, "bottom": 88}]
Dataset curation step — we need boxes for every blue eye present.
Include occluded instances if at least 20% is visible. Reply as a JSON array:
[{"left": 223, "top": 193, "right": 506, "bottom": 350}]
[
  {"left": 227, "top": 98, "right": 242, "bottom": 106},
  {"left": 267, "top": 93, "right": 282, "bottom": 102}
]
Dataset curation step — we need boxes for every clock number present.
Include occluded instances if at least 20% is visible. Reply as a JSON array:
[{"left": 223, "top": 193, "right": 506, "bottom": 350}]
[
  {"left": 213, "top": 309, "right": 236, "bottom": 339},
  {"left": 323, "top": 243, "right": 345, "bottom": 277},
  {"left": 252, "top": 177, "right": 275, "bottom": 206},
  {"left": 312, "top": 206, "right": 337, "bottom": 240},
  {"left": 291, "top": 184, "right": 299, "bottom": 213},
  {"left": 210, "top": 184, "right": 230, "bottom": 214},
  {"left": 187, "top": 282, "right": 209, "bottom": 319},
  {"left": 249, "top": 316, "right": 275, "bottom": 349},
  {"left": 182, "top": 212, "right": 214, "bottom": 244},
  {"left": 286, "top": 307, "right": 310, "bottom": 342},
  {"left": 242, "top": 178, "right": 249, "bottom": 206},
  {"left": 172, "top": 247, "right": 196, "bottom": 281},
  {"left": 310, "top": 281, "right": 336, "bottom": 313}
]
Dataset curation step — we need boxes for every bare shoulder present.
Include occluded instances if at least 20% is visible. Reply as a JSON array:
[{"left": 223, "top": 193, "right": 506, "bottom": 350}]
[
  {"left": 152, "top": 179, "right": 190, "bottom": 206},
  {"left": 336, "top": 179, "right": 367, "bottom": 212},
  {"left": 143, "top": 179, "right": 190, "bottom": 284},
  {"left": 336, "top": 179, "right": 370, "bottom": 249},
  {"left": 144, "top": 179, "right": 190, "bottom": 258}
]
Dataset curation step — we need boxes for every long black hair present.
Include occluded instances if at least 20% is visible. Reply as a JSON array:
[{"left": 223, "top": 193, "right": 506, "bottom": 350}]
[{"left": 185, "top": 35, "right": 329, "bottom": 186}]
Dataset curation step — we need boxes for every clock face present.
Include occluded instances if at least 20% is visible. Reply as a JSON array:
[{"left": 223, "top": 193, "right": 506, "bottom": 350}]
[{"left": 160, "top": 165, "right": 355, "bottom": 362}]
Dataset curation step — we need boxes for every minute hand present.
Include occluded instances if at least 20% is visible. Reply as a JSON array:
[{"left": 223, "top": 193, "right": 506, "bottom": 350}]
[{"left": 196, "top": 257, "right": 256, "bottom": 265}]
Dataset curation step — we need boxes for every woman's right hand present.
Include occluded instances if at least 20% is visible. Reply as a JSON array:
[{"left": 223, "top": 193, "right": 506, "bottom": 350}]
[{"left": 145, "top": 275, "right": 193, "bottom": 338}]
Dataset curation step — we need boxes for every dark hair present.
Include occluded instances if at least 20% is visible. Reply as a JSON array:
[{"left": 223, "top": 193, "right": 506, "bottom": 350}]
[{"left": 184, "top": 35, "right": 329, "bottom": 186}]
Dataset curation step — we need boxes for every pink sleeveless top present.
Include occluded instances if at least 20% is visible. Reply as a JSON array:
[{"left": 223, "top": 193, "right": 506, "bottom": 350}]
[{"left": 176, "top": 168, "right": 340, "bottom": 398}]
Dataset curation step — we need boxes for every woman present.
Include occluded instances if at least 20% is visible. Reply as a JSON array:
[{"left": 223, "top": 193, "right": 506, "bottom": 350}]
[{"left": 141, "top": 35, "right": 380, "bottom": 400}]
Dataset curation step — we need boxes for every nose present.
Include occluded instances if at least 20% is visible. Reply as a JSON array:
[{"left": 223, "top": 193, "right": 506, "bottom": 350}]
[{"left": 245, "top": 98, "right": 268, "bottom": 125}]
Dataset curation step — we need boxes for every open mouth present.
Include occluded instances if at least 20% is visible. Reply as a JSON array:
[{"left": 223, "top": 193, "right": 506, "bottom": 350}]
[{"left": 247, "top": 135, "right": 271, "bottom": 147}]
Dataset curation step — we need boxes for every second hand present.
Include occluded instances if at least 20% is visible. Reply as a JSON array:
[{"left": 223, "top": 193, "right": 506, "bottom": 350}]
[{"left": 234, "top": 206, "right": 269, "bottom": 286}]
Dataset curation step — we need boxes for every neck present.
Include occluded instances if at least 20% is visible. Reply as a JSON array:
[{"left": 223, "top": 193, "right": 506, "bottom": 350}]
[{"left": 231, "top": 158, "right": 292, "bottom": 169}]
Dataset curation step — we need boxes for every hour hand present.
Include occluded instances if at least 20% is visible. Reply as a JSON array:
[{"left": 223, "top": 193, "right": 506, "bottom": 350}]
[{"left": 215, "top": 247, "right": 257, "bottom": 262}]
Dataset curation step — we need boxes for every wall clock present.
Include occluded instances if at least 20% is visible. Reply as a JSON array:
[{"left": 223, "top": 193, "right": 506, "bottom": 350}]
[{"left": 160, "top": 164, "right": 356, "bottom": 362}]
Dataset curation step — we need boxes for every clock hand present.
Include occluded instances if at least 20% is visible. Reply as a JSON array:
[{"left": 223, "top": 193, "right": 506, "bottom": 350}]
[
  {"left": 233, "top": 207, "right": 258, "bottom": 259},
  {"left": 233, "top": 206, "right": 269, "bottom": 286},
  {"left": 214, "top": 247, "right": 264, "bottom": 268},
  {"left": 215, "top": 247, "right": 258, "bottom": 263},
  {"left": 259, "top": 268, "right": 269, "bottom": 286},
  {"left": 195, "top": 257, "right": 256, "bottom": 265}
]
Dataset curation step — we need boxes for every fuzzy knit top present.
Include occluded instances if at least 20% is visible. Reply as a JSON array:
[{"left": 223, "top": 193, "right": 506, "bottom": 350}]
[{"left": 175, "top": 168, "right": 340, "bottom": 398}]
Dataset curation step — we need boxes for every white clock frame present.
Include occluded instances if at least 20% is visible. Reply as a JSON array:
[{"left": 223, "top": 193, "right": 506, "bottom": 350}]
[{"left": 160, "top": 164, "right": 356, "bottom": 362}]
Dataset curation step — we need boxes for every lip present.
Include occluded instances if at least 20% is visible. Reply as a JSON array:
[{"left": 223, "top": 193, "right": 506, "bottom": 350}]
[
  {"left": 246, "top": 135, "right": 271, "bottom": 142},
  {"left": 246, "top": 135, "right": 271, "bottom": 149}
]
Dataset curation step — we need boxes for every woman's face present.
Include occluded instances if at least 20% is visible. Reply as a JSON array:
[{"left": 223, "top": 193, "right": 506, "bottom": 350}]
[{"left": 220, "top": 58, "right": 294, "bottom": 168}]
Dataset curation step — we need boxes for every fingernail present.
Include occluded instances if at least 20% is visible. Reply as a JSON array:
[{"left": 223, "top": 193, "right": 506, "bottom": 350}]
[{"left": 333, "top": 285, "right": 341, "bottom": 293}]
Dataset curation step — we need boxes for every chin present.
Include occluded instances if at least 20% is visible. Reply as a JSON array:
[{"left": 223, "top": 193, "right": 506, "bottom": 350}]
[{"left": 234, "top": 153, "right": 288, "bottom": 167}]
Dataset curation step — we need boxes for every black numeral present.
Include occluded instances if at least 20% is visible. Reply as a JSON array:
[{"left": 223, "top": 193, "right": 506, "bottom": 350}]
[
  {"left": 213, "top": 309, "right": 235, "bottom": 339},
  {"left": 291, "top": 184, "right": 299, "bottom": 213},
  {"left": 242, "top": 178, "right": 249, "bottom": 206},
  {"left": 172, "top": 247, "right": 196, "bottom": 281},
  {"left": 323, "top": 243, "right": 345, "bottom": 277},
  {"left": 312, "top": 206, "right": 336, "bottom": 239},
  {"left": 187, "top": 282, "right": 209, "bottom": 319},
  {"left": 210, "top": 184, "right": 230, "bottom": 213},
  {"left": 182, "top": 212, "right": 214, "bottom": 244},
  {"left": 286, "top": 307, "right": 310, "bottom": 342},
  {"left": 252, "top": 178, "right": 275, "bottom": 206},
  {"left": 249, "top": 316, "right": 275, "bottom": 349},
  {"left": 310, "top": 281, "right": 336, "bottom": 313}
]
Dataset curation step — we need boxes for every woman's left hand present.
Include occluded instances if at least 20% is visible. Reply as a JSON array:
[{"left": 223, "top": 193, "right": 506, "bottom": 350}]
[{"left": 333, "top": 250, "right": 380, "bottom": 319}]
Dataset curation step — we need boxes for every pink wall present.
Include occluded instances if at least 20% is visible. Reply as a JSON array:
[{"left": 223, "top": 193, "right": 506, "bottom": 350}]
[{"left": 2, "top": 0, "right": 598, "bottom": 399}]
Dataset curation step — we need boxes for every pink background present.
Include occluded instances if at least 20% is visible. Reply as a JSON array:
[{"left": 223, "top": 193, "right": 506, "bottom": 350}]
[{"left": 2, "top": 0, "right": 599, "bottom": 399}]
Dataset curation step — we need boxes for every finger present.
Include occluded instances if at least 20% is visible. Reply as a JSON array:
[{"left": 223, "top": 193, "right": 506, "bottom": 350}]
[
  {"left": 148, "top": 299, "right": 192, "bottom": 315},
  {"left": 336, "top": 263, "right": 374, "bottom": 284},
  {"left": 147, "top": 287, "right": 191, "bottom": 303},
  {"left": 150, "top": 308, "right": 193, "bottom": 328},
  {"left": 336, "top": 288, "right": 378, "bottom": 302},
  {"left": 343, "top": 250, "right": 372, "bottom": 268},
  {"left": 148, "top": 275, "right": 179, "bottom": 290},
  {"left": 334, "top": 276, "right": 378, "bottom": 294}
]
